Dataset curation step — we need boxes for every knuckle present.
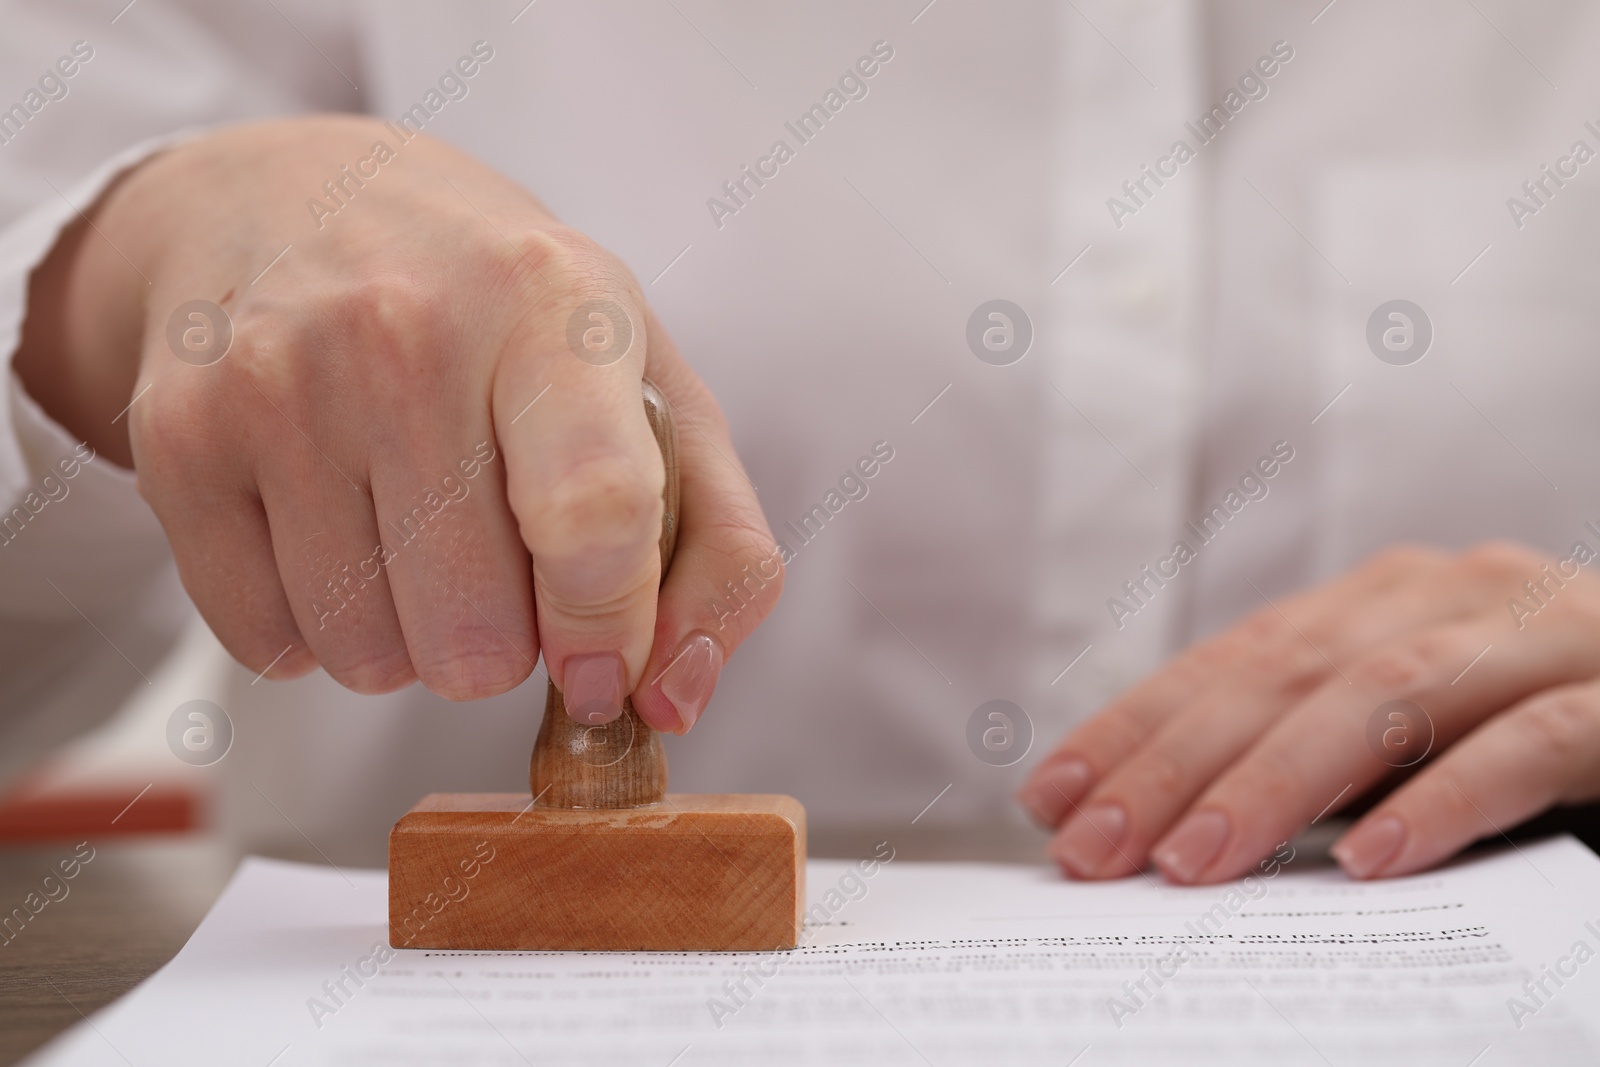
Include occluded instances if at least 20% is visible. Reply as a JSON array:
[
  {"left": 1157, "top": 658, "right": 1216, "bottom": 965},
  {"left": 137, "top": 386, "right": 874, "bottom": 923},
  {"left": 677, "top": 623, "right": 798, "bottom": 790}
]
[
  {"left": 130, "top": 396, "right": 201, "bottom": 481},
  {"left": 521, "top": 456, "right": 663, "bottom": 562},
  {"left": 1238, "top": 638, "right": 1327, "bottom": 698},
  {"left": 1195, "top": 608, "right": 1284, "bottom": 674},
  {"left": 346, "top": 271, "right": 437, "bottom": 336},
  {"left": 1560, "top": 591, "right": 1600, "bottom": 630},
  {"left": 1233, "top": 749, "right": 1302, "bottom": 810},
  {"left": 719, "top": 520, "right": 786, "bottom": 582},
  {"left": 1234, "top": 606, "right": 1288, "bottom": 647},
  {"left": 1135, "top": 747, "right": 1190, "bottom": 808},
  {"left": 336, "top": 273, "right": 448, "bottom": 384},
  {"left": 131, "top": 378, "right": 231, "bottom": 495},
  {"left": 1350, "top": 639, "right": 1446, "bottom": 695},
  {"left": 413, "top": 639, "right": 533, "bottom": 701},
  {"left": 1517, "top": 691, "right": 1597, "bottom": 765},
  {"left": 503, "top": 226, "right": 627, "bottom": 301},
  {"left": 206, "top": 615, "right": 308, "bottom": 677},
  {"left": 1091, "top": 709, "right": 1152, "bottom": 758},
  {"left": 214, "top": 321, "right": 320, "bottom": 429},
  {"left": 324, "top": 648, "right": 418, "bottom": 695},
  {"left": 704, "top": 529, "right": 785, "bottom": 632}
]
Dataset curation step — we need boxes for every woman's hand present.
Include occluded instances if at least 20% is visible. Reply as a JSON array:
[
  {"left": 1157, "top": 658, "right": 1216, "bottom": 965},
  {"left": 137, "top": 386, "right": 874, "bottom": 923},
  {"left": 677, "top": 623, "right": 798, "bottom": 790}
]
[
  {"left": 1017, "top": 542, "right": 1600, "bottom": 882},
  {"left": 16, "top": 116, "right": 780, "bottom": 730}
]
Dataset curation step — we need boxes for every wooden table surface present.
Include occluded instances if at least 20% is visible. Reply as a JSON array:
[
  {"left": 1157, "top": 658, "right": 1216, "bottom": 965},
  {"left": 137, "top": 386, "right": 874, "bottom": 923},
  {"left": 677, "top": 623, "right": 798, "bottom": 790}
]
[{"left": 0, "top": 838, "right": 239, "bottom": 1067}]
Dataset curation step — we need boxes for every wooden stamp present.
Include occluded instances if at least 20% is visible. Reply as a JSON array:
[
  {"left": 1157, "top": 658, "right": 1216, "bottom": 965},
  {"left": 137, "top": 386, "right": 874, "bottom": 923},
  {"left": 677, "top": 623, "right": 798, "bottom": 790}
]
[{"left": 389, "top": 380, "right": 806, "bottom": 951}]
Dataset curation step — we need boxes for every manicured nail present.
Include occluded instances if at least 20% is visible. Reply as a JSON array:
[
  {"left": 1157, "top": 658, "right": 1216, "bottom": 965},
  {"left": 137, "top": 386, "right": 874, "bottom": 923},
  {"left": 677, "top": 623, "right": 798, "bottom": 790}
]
[
  {"left": 1154, "top": 809, "right": 1231, "bottom": 883},
  {"left": 1332, "top": 814, "right": 1407, "bottom": 879},
  {"left": 1050, "top": 802, "right": 1127, "bottom": 876},
  {"left": 563, "top": 651, "right": 625, "bottom": 724},
  {"left": 657, "top": 632, "right": 722, "bottom": 733},
  {"left": 1016, "top": 758, "right": 1093, "bottom": 827}
]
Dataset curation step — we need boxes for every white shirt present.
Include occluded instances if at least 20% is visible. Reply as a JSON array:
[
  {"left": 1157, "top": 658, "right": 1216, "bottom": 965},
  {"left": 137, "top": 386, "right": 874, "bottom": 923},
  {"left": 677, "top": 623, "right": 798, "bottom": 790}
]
[{"left": 3, "top": 0, "right": 1598, "bottom": 864}]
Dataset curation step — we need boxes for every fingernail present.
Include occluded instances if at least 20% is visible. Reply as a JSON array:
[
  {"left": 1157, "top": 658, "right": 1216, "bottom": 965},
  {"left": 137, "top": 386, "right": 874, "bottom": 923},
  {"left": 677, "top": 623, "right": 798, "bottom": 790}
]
[
  {"left": 1016, "top": 758, "right": 1094, "bottom": 828},
  {"left": 1332, "top": 814, "right": 1407, "bottom": 879},
  {"left": 1154, "top": 809, "right": 1231, "bottom": 882},
  {"left": 1050, "top": 802, "right": 1127, "bottom": 876},
  {"left": 657, "top": 632, "right": 722, "bottom": 733},
  {"left": 563, "top": 651, "right": 625, "bottom": 724}
]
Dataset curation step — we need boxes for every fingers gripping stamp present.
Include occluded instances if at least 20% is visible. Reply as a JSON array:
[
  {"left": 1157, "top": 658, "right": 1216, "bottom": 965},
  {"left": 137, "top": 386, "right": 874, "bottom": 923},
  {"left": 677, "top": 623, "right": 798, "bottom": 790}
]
[{"left": 389, "top": 380, "right": 806, "bottom": 951}]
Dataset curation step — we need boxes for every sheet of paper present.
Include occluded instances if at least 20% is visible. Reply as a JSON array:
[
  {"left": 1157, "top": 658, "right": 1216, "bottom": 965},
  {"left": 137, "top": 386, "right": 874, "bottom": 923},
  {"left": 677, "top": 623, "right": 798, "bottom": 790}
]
[{"left": 25, "top": 835, "right": 1600, "bottom": 1066}]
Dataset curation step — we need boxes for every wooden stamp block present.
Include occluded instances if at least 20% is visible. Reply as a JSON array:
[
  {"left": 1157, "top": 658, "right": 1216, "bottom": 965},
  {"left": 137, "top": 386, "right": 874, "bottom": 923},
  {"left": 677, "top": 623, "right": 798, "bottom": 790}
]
[
  {"left": 387, "top": 381, "right": 806, "bottom": 953},
  {"left": 388, "top": 792, "right": 805, "bottom": 951}
]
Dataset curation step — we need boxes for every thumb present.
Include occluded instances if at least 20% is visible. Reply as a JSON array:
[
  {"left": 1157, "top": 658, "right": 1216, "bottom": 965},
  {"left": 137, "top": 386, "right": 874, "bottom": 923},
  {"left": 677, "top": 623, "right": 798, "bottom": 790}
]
[{"left": 494, "top": 290, "right": 662, "bottom": 725}]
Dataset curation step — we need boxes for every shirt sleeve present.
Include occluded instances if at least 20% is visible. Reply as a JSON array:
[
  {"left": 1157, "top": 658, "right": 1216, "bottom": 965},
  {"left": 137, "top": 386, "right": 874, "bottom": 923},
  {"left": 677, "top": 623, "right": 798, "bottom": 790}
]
[
  {"left": 0, "top": 0, "right": 361, "bottom": 783},
  {"left": 0, "top": 133, "right": 190, "bottom": 622}
]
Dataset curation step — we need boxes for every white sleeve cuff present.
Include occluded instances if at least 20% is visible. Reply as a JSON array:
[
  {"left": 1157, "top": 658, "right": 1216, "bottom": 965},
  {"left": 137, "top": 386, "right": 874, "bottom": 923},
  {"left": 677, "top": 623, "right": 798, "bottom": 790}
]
[{"left": 0, "top": 129, "right": 200, "bottom": 620}]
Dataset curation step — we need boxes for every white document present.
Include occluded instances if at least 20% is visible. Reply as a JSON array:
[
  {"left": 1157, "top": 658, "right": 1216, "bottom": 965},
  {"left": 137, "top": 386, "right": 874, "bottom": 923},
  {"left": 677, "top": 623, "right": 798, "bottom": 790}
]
[{"left": 25, "top": 836, "right": 1600, "bottom": 1066}]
